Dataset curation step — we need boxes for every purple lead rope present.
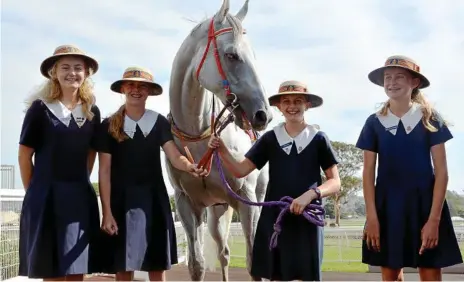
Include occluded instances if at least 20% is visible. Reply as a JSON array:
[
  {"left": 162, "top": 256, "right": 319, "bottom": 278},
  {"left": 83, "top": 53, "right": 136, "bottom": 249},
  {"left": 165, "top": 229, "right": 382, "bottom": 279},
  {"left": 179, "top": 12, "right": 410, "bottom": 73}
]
[{"left": 213, "top": 151, "right": 325, "bottom": 250}]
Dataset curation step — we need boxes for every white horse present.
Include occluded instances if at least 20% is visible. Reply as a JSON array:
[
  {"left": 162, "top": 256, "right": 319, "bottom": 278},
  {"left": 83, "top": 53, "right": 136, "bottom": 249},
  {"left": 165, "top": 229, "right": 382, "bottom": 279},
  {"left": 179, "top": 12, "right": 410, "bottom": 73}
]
[{"left": 165, "top": 0, "right": 272, "bottom": 280}]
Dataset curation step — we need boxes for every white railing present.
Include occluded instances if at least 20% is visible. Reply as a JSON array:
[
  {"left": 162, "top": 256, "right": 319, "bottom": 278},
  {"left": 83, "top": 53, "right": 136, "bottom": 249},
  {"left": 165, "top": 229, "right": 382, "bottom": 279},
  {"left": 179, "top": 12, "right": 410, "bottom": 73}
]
[{"left": 1, "top": 190, "right": 463, "bottom": 280}]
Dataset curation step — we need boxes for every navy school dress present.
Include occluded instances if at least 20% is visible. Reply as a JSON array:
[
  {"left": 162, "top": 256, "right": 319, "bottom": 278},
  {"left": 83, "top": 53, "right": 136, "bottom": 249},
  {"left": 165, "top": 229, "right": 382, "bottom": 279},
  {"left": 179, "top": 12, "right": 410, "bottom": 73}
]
[
  {"left": 356, "top": 103, "right": 463, "bottom": 269},
  {"left": 96, "top": 109, "right": 178, "bottom": 273},
  {"left": 18, "top": 99, "right": 103, "bottom": 278},
  {"left": 246, "top": 122, "right": 339, "bottom": 281}
]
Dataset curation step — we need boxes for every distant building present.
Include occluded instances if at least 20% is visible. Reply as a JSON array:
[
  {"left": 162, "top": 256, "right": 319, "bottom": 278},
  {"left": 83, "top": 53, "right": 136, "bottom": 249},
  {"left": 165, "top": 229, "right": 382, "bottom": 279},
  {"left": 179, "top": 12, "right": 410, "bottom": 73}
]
[{"left": 1, "top": 165, "right": 15, "bottom": 189}]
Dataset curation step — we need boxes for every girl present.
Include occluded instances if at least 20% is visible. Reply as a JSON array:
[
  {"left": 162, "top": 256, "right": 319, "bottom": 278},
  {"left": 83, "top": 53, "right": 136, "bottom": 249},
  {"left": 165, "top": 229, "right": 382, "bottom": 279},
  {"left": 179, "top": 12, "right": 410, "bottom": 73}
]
[
  {"left": 18, "top": 45, "right": 103, "bottom": 281},
  {"left": 357, "top": 55, "right": 463, "bottom": 281},
  {"left": 97, "top": 66, "right": 207, "bottom": 281},
  {"left": 208, "top": 80, "right": 341, "bottom": 281}
]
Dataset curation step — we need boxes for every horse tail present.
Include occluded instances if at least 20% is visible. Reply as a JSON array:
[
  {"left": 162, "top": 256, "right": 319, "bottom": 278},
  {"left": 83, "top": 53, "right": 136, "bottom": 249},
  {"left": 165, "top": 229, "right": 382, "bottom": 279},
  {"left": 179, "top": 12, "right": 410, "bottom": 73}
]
[{"left": 204, "top": 205, "right": 234, "bottom": 272}]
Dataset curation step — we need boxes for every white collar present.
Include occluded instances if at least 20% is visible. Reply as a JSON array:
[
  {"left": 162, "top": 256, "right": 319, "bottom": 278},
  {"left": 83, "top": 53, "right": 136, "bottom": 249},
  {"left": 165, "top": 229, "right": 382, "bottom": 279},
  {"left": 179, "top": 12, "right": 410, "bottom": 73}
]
[
  {"left": 44, "top": 100, "right": 86, "bottom": 127},
  {"left": 376, "top": 102, "right": 423, "bottom": 135},
  {"left": 124, "top": 109, "right": 159, "bottom": 138},
  {"left": 273, "top": 122, "right": 319, "bottom": 155}
]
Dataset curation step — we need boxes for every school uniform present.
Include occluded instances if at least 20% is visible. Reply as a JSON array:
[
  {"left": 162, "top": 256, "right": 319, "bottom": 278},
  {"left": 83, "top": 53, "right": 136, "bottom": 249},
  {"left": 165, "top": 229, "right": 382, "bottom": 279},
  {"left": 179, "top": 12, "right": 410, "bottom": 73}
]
[
  {"left": 18, "top": 99, "right": 103, "bottom": 278},
  {"left": 96, "top": 109, "right": 178, "bottom": 273},
  {"left": 356, "top": 103, "right": 463, "bottom": 269},
  {"left": 246, "top": 122, "right": 339, "bottom": 281}
]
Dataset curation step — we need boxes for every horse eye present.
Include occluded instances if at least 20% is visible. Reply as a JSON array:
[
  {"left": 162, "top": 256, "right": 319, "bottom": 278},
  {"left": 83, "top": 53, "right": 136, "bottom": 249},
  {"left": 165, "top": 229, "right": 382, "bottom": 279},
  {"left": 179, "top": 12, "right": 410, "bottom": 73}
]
[{"left": 225, "top": 53, "right": 239, "bottom": 61}]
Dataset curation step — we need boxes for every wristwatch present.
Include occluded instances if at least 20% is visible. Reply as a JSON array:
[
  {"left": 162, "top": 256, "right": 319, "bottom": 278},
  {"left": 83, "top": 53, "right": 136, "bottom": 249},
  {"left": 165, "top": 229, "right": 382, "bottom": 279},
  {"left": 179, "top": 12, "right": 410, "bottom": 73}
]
[{"left": 312, "top": 187, "right": 321, "bottom": 200}]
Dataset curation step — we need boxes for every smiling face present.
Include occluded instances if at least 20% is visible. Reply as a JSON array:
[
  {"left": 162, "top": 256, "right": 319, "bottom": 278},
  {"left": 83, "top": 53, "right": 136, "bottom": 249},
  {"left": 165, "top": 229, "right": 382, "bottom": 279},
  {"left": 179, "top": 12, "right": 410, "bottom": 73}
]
[
  {"left": 55, "top": 56, "right": 87, "bottom": 90},
  {"left": 120, "top": 81, "right": 151, "bottom": 107},
  {"left": 383, "top": 67, "right": 421, "bottom": 100},
  {"left": 277, "top": 94, "right": 310, "bottom": 123}
]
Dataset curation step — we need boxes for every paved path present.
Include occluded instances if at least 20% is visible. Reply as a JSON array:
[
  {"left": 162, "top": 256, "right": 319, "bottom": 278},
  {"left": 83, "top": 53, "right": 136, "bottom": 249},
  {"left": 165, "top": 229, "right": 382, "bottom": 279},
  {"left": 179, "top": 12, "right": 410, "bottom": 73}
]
[{"left": 84, "top": 265, "right": 463, "bottom": 281}]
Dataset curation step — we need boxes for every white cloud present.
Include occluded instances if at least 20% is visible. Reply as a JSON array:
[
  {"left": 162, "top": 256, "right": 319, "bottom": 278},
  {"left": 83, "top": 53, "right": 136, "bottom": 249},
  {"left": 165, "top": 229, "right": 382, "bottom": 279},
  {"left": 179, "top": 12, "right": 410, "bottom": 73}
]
[{"left": 1, "top": 0, "right": 463, "bottom": 193}]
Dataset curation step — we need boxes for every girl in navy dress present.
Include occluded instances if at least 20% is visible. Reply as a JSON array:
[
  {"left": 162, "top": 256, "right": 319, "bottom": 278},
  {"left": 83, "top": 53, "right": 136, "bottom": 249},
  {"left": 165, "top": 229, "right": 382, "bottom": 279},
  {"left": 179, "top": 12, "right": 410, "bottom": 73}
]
[
  {"left": 97, "top": 66, "right": 207, "bottom": 281},
  {"left": 18, "top": 45, "right": 103, "bottom": 281},
  {"left": 208, "top": 80, "right": 341, "bottom": 281},
  {"left": 356, "top": 55, "right": 463, "bottom": 281}
]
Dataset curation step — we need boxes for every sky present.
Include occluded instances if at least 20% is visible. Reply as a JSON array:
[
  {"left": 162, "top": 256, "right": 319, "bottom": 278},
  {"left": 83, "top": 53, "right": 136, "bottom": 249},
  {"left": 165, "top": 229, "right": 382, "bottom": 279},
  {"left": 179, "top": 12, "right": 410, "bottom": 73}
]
[{"left": 1, "top": 0, "right": 464, "bottom": 194}]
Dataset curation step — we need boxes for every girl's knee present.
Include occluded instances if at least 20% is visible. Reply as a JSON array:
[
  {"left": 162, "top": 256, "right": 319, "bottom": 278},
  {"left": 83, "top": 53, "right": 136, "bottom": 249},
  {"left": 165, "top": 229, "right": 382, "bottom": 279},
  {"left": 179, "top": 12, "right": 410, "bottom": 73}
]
[
  {"left": 381, "top": 267, "right": 404, "bottom": 281},
  {"left": 148, "top": 270, "right": 166, "bottom": 281},
  {"left": 116, "top": 271, "right": 134, "bottom": 281},
  {"left": 418, "top": 267, "right": 442, "bottom": 281}
]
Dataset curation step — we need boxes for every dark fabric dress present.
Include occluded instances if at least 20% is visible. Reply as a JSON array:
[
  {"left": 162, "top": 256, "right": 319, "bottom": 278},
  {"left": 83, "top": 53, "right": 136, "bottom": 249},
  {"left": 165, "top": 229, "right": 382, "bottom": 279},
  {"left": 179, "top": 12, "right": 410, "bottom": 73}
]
[
  {"left": 356, "top": 103, "right": 463, "bottom": 269},
  {"left": 96, "top": 110, "right": 178, "bottom": 273},
  {"left": 18, "top": 99, "right": 103, "bottom": 278},
  {"left": 246, "top": 123, "right": 339, "bottom": 281}
]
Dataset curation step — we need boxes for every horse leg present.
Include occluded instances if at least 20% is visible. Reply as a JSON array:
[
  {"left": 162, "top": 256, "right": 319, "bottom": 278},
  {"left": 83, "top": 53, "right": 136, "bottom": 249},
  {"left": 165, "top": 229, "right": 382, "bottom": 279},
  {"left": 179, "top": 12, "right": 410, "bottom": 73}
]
[
  {"left": 205, "top": 204, "right": 233, "bottom": 281},
  {"left": 236, "top": 186, "right": 262, "bottom": 281},
  {"left": 175, "top": 190, "right": 206, "bottom": 281}
]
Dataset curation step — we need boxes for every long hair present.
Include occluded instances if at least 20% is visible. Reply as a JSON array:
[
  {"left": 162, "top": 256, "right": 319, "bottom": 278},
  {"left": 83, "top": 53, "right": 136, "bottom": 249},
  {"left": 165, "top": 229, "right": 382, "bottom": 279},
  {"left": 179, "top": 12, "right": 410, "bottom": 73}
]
[
  {"left": 108, "top": 105, "right": 128, "bottom": 142},
  {"left": 25, "top": 63, "right": 96, "bottom": 120},
  {"left": 377, "top": 74, "right": 444, "bottom": 132}
]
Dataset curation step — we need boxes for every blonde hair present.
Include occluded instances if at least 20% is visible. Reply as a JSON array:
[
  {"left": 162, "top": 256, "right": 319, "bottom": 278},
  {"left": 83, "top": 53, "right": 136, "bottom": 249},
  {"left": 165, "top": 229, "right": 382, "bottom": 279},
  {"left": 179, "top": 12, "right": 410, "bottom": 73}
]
[
  {"left": 378, "top": 88, "right": 444, "bottom": 132},
  {"left": 108, "top": 105, "right": 128, "bottom": 142},
  {"left": 25, "top": 60, "right": 96, "bottom": 120}
]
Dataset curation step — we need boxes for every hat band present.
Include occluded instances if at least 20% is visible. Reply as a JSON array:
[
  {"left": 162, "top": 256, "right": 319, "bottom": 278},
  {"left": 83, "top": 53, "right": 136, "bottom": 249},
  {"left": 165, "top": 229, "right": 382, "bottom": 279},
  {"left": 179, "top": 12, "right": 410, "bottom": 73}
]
[
  {"left": 384, "top": 58, "right": 420, "bottom": 72},
  {"left": 54, "top": 46, "right": 84, "bottom": 55},
  {"left": 278, "top": 85, "right": 307, "bottom": 93},
  {"left": 123, "top": 70, "right": 153, "bottom": 81}
]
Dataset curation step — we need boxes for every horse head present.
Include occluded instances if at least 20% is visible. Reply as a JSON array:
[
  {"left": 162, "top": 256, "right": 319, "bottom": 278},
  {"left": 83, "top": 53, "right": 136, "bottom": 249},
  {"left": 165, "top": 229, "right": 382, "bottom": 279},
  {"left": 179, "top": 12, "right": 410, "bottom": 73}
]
[{"left": 193, "top": 0, "right": 272, "bottom": 131}]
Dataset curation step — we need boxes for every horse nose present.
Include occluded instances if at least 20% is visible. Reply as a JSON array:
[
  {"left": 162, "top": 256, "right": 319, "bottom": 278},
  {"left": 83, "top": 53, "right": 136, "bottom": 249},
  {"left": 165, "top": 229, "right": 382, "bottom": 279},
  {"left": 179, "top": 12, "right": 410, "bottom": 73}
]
[{"left": 253, "top": 110, "right": 268, "bottom": 128}]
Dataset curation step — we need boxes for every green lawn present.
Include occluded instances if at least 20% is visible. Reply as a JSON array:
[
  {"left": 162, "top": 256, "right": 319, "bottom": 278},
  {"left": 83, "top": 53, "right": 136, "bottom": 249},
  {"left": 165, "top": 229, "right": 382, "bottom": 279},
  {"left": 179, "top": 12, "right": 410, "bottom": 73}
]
[{"left": 222, "top": 237, "right": 368, "bottom": 272}]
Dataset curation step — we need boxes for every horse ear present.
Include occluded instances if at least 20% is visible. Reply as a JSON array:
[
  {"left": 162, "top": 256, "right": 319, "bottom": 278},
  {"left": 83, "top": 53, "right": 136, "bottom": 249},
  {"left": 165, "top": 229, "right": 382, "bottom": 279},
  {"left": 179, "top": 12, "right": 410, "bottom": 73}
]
[
  {"left": 215, "top": 0, "right": 229, "bottom": 23},
  {"left": 235, "top": 0, "right": 249, "bottom": 21}
]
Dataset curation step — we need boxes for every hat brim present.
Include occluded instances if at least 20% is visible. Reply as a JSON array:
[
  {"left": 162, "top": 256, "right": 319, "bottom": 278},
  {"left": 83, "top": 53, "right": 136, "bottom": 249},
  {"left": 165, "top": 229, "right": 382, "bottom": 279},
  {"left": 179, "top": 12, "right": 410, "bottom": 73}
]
[
  {"left": 40, "top": 53, "right": 99, "bottom": 78},
  {"left": 368, "top": 66, "right": 430, "bottom": 89},
  {"left": 268, "top": 92, "right": 323, "bottom": 108},
  {"left": 110, "top": 78, "right": 163, "bottom": 96}
]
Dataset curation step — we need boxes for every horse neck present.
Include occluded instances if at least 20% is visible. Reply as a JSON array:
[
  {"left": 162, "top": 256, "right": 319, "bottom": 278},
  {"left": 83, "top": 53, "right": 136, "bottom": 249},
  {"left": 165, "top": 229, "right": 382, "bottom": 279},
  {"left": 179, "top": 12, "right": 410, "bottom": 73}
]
[{"left": 169, "top": 43, "right": 219, "bottom": 137}]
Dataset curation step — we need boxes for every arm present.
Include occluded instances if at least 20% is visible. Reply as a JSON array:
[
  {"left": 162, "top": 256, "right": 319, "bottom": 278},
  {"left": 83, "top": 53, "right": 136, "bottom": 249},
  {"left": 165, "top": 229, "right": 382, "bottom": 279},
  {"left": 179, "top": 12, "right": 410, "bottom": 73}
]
[
  {"left": 88, "top": 150, "right": 97, "bottom": 174},
  {"left": 363, "top": 151, "right": 378, "bottom": 220},
  {"left": 318, "top": 164, "right": 341, "bottom": 198},
  {"left": 163, "top": 140, "right": 196, "bottom": 172},
  {"left": 88, "top": 105, "right": 101, "bottom": 175},
  {"left": 18, "top": 145, "right": 35, "bottom": 190},
  {"left": 18, "top": 100, "right": 43, "bottom": 190},
  {"left": 98, "top": 152, "right": 112, "bottom": 216},
  {"left": 428, "top": 143, "right": 448, "bottom": 222},
  {"left": 217, "top": 141, "right": 256, "bottom": 178}
]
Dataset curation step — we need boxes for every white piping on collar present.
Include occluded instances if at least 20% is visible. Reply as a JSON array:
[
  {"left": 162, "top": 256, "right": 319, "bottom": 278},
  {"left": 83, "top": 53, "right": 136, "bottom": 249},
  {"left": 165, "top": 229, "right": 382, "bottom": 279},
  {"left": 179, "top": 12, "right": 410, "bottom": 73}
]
[
  {"left": 123, "top": 109, "right": 159, "bottom": 138},
  {"left": 44, "top": 100, "right": 86, "bottom": 127},
  {"left": 273, "top": 122, "right": 319, "bottom": 155},
  {"left": 376, "top": 102, "right": 423, "bottom": 135}
]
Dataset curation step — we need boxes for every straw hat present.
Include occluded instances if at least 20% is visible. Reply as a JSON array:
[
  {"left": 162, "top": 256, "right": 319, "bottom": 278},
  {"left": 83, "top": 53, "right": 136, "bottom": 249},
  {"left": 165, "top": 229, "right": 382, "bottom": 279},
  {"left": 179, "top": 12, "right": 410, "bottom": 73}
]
[
  {"left": 110, "top": 66, "right": 163, "bottom": 96},
  {"left": 268, "top": 80, "right": 323, "bottom": 108},
  {"left": 368, "top": 55, "right": 430, "bottom": 89},
  {"left": 40, "top": 44, "right": 99, "bottom": 78}
]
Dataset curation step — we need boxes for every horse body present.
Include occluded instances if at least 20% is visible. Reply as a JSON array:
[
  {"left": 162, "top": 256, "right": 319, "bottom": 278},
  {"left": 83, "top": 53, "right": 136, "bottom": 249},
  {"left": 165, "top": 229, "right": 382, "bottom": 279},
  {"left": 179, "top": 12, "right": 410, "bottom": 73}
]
[{"left": 165, "top": 0, "right": 272, "bottom": 280}]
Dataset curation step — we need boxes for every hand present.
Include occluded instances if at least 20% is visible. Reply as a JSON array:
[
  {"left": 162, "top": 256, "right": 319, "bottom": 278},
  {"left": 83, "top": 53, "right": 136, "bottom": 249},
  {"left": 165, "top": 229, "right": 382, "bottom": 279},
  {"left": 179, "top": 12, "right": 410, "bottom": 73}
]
[
  {"left": 419, "top": 219, "right": 439, "bottom": 255},
  {"left": 364, "top": 216, "right": 380, "bottom": 252},
  {"left": 187, "top": 163, "right": 208, "bottom": 177},
  {"left": 290, "top": 190, "right": 317, "bottom": 215},
  {"left": 208, "top": 134, "right": 222, "bottom": 150},
  {"left": 101, "top": 213, "right": 118, "bottom": 236}
]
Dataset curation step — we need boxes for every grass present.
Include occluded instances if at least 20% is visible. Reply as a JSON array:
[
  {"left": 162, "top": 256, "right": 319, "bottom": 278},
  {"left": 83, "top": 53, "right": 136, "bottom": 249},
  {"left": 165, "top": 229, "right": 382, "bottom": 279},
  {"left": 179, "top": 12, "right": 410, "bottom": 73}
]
[{"left": 222, "top": 237, "right": 368, "bottom": 273}]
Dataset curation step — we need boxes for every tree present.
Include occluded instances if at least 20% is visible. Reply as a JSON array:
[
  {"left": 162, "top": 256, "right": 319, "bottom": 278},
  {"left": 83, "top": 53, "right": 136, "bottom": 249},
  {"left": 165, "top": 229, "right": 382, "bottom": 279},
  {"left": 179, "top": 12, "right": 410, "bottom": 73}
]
[
  {"left": 92, "top": 182, "right": 99, "bottom": 196},
  {"left": 326, "top": 141, "right": 363, "bottom": 226}
]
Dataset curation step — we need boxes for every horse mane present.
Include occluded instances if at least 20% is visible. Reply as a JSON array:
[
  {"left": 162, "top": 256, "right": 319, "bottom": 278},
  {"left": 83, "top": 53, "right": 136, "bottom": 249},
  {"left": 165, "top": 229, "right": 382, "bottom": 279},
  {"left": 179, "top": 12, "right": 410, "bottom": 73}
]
[{"left": 185, "top": 13, "right": 244, "bottom": 44}]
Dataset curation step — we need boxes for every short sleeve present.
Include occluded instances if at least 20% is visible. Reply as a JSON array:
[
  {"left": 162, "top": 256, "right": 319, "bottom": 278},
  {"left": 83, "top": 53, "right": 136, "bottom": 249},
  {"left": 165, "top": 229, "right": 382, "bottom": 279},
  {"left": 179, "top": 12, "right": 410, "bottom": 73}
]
[
  {"left": 157, "top": 115, "right": 174, "bottom": 147},
  {"left": 95, "top": 119, "right": 113, "bottom": 154},
  {"left": 428, "top": 111, "right": 453, "bottom": 147},
  {"left": 90, "top": 105, "right": 102, "bottom": 151},
  {"left": 244, "top": 131, "right": 271, "bottom": 170},
  {"left": 318, "top": 131, "right": 340, "bottom": 171},
  {"left": 19, "top": 99, "right": 44, "bottom": 149},
  {"left": 355, "top": 115, "right": 378, "bottom": 153}
]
